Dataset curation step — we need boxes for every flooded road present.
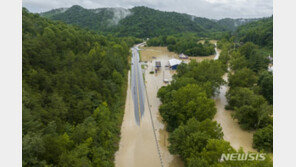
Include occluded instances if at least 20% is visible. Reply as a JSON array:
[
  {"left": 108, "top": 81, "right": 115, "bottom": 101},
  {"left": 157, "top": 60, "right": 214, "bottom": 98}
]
[
  {"left": 115, "top": 69, "right": 162, "bottom": 167},
  {"left": 131, "top": 47, "right": 145, "bottom": 125}
]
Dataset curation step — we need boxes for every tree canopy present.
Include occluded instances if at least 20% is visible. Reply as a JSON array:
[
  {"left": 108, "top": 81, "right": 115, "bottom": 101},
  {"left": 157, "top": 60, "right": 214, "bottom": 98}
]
[
  {"left": 253, "top": 125, "right": 273, "bottom": 152},
  {"left": 236, "top": 17, "right": 273, "bottom": 49},
  {"left": 168, "top": 118, "right": 223, "bottom": 161},
  {"left": 159, "top": 84, "right": 217, "bottom": 131},
  {"left": 147, "top": 35, "right": 216, "bottom": 57},
  {"left": 23, "top": 8, "right": 140, "bottom": 166}
]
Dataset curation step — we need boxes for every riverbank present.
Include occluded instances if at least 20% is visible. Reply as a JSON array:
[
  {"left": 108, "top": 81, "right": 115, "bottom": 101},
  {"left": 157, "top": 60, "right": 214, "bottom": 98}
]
[
  {"left": 213, "top": 45, "right": 256, "bottom": 152},
  {"left": 213, "top": 74, "right": 256, "bottom": 152}
]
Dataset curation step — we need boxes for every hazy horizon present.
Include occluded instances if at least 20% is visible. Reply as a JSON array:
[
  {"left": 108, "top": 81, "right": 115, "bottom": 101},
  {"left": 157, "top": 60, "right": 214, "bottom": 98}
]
[{"left": 23, "top": 0, "right": 273, "bottom": 20}]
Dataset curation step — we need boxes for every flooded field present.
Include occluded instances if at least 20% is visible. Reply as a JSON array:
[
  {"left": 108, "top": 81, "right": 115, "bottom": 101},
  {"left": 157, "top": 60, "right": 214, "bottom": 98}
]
[
  {"left": 140, "top": 47, "right": 178, "bottom": 62},
  {"left": 140, "top": 46, "right": 218, "bottom": 63}
]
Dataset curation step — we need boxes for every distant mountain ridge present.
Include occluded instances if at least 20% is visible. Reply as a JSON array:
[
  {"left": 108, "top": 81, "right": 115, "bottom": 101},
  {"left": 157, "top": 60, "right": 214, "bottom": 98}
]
[
  {"left": 40, "top": 5, "right": 261, "bottom": 38},
  {"left": 216, "top": 18, "right": 260, "bottom": 31}
]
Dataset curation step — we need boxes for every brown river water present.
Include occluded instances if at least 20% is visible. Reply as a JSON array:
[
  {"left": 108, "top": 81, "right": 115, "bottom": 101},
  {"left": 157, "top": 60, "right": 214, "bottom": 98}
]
[
  {"left": 213, "top": 74, "right": 256, "bottom": 152},
  {"left": 115, "top": 46, "right": 255, "bottom": 167}
]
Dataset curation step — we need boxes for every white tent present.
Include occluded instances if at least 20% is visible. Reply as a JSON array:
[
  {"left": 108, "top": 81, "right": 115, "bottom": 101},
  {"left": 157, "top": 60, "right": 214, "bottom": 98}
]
[{"left": 168, "top": 58, "right": 182, "bottom": 67}]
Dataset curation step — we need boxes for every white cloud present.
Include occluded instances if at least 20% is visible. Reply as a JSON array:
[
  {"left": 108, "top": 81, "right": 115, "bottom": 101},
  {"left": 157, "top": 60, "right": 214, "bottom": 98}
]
[{"left": 23, "top": 0, "right": 273, "bottom": 19}]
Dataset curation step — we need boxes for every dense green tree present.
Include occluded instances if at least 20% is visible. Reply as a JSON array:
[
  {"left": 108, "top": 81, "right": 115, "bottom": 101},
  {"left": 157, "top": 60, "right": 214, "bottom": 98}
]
[
  {"left": 253, "top": 125, "right": 273, "bottom": 152},
  {"left": 176, "top": 60, "right": 225, "bottom": 96},
  {"left": 228, "top": 68, "right": 258, "bottom": 88},
  {"left": 166, "top": 36, "right": 177, "bottom": 45},
  {"left": 187, "top": 139, "right": 273, "bottom": 167},
  {"left": 229, "top": 51, "right": 248, "bottom": 71},
  {"left": 22, "top": 9, "right": 138, "bottom": 166},
  {"left": 22, "top": 132, "right": 47, "bottom": 166},
  {"left": 159, "top": 84, "right": 216, "bottom": 131},
  {"left": 258, "top": 70, "right": 273, "bottom": 104},
  {"left": 198, "top": 139, "right": 235, "bottom": 165},
  {"left": 157, "top": 76, "right": 197, "bottom": 103},
  {"left": 168, "top": 118, "right": 223, "bottom": 161},
  {"left": 226, "top": 87, "right": 256, "bottom": 109},
  {"left": 226, "top": 87, "right": 272, "bottom": 129},
  {"left": 238, "top": 42, "right": 258, "bottom": 59},
  {"left": 235, "top": 42, "right": 269, "bottom": 72},
  {"left": 234, "top": 102, "right": 272, "bottom": 129},
  {"left": 248, "top": 51, "right": 269, "bottom": 72},
  {"left": 236, "top": 17, "right": 273, "bottom": 49}
]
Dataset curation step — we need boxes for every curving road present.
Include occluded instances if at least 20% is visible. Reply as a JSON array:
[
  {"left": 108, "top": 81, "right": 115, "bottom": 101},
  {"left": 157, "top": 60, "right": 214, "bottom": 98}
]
[{"left": 131, "top": 46, "right": 145, "bottom": 125}]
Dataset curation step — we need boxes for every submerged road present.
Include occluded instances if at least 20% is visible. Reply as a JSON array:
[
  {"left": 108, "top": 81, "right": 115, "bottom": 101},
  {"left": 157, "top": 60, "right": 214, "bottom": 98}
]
[{"left": 131, "top": 46, "right": 145, "bottom": 125}]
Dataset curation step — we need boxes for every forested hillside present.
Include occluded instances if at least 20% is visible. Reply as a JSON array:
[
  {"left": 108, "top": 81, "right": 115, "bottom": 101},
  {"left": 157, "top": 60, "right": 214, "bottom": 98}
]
[
  {"left": 235, "top": 17, "right": 273, "bottom": 49},
  {"left": 216, "top": 18, "right": 259, "bottom": 31},
  {"left": 22, "top": 8, "right": 139, "bottom": 166},
  {"left": 114, "top": 6, "right": 226, "bottom": 37},
  {"left": 41, "top": 5, "right": 131, "bottom": 33},
  {"left": 40, "top": 5, "right": 228, "bottom": 38}
]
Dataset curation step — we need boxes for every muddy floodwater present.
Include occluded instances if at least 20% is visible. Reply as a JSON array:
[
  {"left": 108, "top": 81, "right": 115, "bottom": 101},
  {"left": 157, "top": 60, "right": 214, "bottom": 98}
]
[
  {"left": 213, "top": 70, "right": 256, "bottom": 153},
  {"left": 116, "top": 47, "right": 188, "bottom": 167},
  {"left": 118, "top": 46, "right": 218, "bottom": 167},
  {"left": 140, "top": 47, "right": 183, "bottom": 167},
  {"left": 115, "top": 70, "right": 161, "bottom": 167},
  {"left": 115, "top": 46, "right": 255, "bottom": 167}
]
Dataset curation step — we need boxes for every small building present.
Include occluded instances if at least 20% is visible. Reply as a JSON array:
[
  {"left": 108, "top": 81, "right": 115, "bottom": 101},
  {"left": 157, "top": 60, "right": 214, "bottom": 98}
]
[
  {"left": 169, "top": 59, "right": 182, "bottom": 70},
  {"left": 154, "top": 61, "right": 161, "bottom": 73},
  {"left": 179, "top": 53, "right": 188, "bottom": 59},
  {"left": 155, "top": 61, "right": 161, "bottom": 68}
]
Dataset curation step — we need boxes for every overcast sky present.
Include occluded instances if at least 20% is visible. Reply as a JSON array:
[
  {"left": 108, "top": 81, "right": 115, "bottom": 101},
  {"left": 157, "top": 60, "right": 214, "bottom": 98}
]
[{"left": 23, "top": 0, "right": 273, "bottom": 19}]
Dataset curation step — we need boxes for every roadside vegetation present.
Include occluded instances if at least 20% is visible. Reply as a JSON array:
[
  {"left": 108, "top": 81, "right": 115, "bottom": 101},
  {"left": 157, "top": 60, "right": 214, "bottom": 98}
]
[{"left": 22, "top": 8, "right": 141, "bottom": 166}]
